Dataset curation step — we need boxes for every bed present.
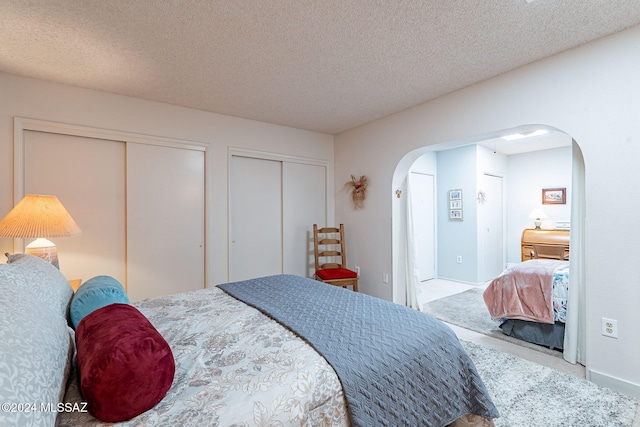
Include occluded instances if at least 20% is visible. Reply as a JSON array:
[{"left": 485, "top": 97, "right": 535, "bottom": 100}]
[
  {"left": 482, "top": 259, "right": 569, "bottom": 350},
  {"left": 1, "top": 254, "right": 499, "bottom": 427}
]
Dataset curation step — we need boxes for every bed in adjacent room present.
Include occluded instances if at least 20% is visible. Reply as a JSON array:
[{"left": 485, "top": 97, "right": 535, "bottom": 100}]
[
  {"left": 1, "top": 255, "right": 499, "bottom": 427},
  {"left": 483, "top": 259, "right": 569, "bottom": 350}
]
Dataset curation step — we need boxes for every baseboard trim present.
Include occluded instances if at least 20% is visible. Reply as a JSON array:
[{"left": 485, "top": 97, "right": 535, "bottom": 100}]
[{"left": 588, "top": 369, "right": 640, "bottom": 399}]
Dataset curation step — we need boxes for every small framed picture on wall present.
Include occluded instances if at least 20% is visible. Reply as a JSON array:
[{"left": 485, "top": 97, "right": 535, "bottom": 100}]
[
  {"left": 542, "top": 188, "right": 566, "bottom": 204},
  {"left": 448, "top": 189, "right": 463, "bottom": 220}
]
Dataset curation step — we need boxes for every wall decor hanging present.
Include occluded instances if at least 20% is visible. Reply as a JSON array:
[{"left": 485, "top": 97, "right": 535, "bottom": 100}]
[
  {"left": 542, "top": 187, "right": 566, "bottom": 204},
  {"left": 448, "top": 189, "right": 463, "bottom": 220},
  {"left": 345, "top": 175, "right": 368, "bottom": 209}
]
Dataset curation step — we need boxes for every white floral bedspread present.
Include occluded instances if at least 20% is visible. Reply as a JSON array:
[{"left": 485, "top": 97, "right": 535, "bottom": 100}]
[
  {"left": 58, "top": 287, "right": 348, "bottom": 427},
  {"left": 552, "top": 265, "right": 570, "bottom": 323}
]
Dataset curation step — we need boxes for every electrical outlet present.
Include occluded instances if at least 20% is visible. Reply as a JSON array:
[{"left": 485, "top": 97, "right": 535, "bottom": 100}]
[
  {"left": 602, "top": 317, "right": 618, "bottom": 338},
  {"left": 456, "top": 256, "right": 462, "bottom": 264},
  {"left": 355, "top": 266, "right": 360, "bottom": 276},
  {"left": 382, "top": 273, "right": 389, "bottom": 284}
]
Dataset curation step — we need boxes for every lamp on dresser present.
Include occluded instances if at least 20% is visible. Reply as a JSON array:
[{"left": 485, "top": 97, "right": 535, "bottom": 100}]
[
  {"left": 528, "top": 208, "right": 548, "bottom": 229},
  {"left": 0, "top": 194, "right": 81, "bottom": 268}
]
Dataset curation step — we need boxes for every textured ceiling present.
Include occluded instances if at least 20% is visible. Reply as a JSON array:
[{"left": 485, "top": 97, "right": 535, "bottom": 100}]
[{"left": 2, "top": 1, "right": 640, "bottom": 134}]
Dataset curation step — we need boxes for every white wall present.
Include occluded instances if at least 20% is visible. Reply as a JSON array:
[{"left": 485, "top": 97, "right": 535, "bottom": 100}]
[
  {"left": 335, "top": 25, "right": 640, "bottom": 396},
  {"left": 410, "top": 152, "right": 437, "bottom": 175},
  {"left": 506, "top": 146, "right": 572, "bottom": 263},
  {"left": 0, "top": 72, "right": 334, "bottom": 287},
  {"left": 436, "top": 145, "right": 478, "bottom": 283}
]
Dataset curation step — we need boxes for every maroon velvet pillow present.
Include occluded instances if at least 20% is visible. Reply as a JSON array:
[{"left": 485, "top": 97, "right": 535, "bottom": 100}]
[
  {"left": 316, "top": 267, "right": 358, "bottom": 280},
  {"left": 75, "top": 303, "right": 175, "bottom": 422}
]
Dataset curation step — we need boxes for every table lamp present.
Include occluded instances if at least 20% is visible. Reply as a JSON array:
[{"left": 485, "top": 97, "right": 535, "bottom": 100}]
[
  {"left": 528, "top": 208, "right": 548, "bottom": 229},
  {"left": 0, "top": 194, "right": 81, "bottom": 268}
]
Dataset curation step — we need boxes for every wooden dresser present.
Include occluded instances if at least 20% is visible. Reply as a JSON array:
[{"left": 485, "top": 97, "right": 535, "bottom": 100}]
[{"left": 521, "top": 228, "right": 570, "bottom": 261}]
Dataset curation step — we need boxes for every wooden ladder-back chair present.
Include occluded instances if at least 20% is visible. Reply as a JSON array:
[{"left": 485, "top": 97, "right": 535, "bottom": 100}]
[{"left": 313, "top": 224, "right": 358, "bottom": 291}]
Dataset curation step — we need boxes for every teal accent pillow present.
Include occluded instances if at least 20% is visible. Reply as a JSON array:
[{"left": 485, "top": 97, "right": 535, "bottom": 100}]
[{"left": 70, "top": 275, "right": 130, "bottom": 329}]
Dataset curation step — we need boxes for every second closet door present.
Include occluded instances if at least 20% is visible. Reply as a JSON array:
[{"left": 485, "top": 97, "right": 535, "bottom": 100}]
[
  {"left": 282, "top": 162, "right": 326, "bottom": 278},
  {"left": 229, "top": 156, "right": 283, "bottom": 281},
  {"left": 229, "top": 155, "right": 327, "bottom": 282}
]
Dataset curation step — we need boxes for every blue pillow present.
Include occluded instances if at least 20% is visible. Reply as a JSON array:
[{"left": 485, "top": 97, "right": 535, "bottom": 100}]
[{"left": 70, "top": 276, "right": 130, "bottom": 328}]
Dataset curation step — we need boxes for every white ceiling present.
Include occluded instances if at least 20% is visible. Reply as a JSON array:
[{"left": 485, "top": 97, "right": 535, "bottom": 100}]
[{"left": 2, "top": 1, "right": 640, "bottom": 135}]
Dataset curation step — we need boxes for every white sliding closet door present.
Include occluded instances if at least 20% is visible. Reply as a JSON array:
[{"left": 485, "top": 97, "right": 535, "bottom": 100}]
[
  {"left": 23, "top": 130, "right": 127, "bottom": 284},
  {"left": 229, "top": 154, "right": 328, "bottom": 282},
  {"left": 126, "top": 142, "right": 205, "bottom": 301},
  {"left": 283, "top": 162, "right": 326, "bottom": 278},
  {"left": 229, "top": 156, "right": 283, "bottom": 281},
  {"left": 18, "top": 119, "right": 206, "bottom": 301}
]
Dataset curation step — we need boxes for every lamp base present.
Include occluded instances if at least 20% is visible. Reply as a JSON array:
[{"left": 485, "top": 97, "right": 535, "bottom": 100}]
[{"left": 25, "top": 238, "right": 59, "bottom": 269}]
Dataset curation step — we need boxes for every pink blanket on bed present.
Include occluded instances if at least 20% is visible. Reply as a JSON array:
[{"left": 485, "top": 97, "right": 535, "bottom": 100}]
[{"left": 483, "top": 260, "right": 568, "bottom": 324}]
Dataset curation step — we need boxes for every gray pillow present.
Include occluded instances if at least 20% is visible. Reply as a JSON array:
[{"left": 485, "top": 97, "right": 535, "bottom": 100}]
[
  {"left": 0, "top": 278, "right": 74, "bottom": 427},
  {"left": 0, "top": 253, "right": 74, "bottom": 319}
]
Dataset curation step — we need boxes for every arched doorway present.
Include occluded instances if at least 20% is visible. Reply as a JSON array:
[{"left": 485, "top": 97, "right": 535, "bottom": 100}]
[{"left": 391, "top": 125, "right": 586, "bottom": 365}]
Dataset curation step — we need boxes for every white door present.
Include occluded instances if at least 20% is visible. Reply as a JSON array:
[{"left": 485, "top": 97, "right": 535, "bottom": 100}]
[
  {"left": 23, "top": 130, "right": 206, "bottom": 300},
  {"left": 126, "top": 142, "right": 205, "bottom": 301},
  {"left": 480, "top": 173, "right": 504, "bottom": 281},
  {"left": 23, "top": 130, "right": 127, "bottom": 284},
  {"left": 411, "top": 172, "right": 436, "bottom": 281},
  {"left": 229, "top": 155, "right": 328, "bottom": 281},
  {"left": 229, "top": 156, "right": 283, "bottom": 281},
  {"left": 282, "top": 162, "right": 326, "bottom": 278}
]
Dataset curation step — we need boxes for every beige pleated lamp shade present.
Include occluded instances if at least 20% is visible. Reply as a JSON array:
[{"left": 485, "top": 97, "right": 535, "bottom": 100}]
[{"left": 0, "top": 194, "right": 81, "bottom": 238}]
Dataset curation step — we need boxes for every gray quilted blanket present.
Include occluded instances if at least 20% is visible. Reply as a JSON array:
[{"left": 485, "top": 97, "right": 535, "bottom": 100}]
[{"left": 219, "top": 275, "right": 499, "bottom": 427}]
